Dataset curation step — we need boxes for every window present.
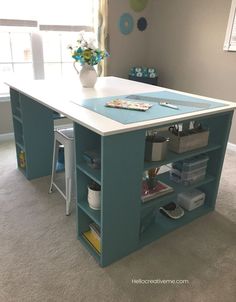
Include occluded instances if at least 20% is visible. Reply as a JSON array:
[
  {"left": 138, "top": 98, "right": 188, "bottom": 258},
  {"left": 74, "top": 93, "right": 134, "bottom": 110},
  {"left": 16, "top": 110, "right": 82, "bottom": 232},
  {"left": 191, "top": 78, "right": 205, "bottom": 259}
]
[
  {"left": 0, "top": 0, "right": 99, "bottom": 95},
  {"left": 224, "top": 0, "right": 236, "bottom": 51}
]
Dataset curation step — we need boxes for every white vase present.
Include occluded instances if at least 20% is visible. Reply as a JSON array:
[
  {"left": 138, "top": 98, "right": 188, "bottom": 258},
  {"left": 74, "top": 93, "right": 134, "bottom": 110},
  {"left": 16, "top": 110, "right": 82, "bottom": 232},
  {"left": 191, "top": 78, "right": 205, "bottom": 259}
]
[
  {"left": 74, "top": 62, "right": 97, "bottom": 88},
  {"left": 88, "top": 186, "right": 101, "bottom": 210}
]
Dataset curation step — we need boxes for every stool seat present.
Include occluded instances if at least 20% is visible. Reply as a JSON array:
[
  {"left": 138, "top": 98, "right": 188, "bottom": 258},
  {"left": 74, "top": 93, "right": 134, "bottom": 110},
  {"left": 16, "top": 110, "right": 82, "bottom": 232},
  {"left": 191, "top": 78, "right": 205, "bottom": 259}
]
[{"left": 49, "top": 127, "right": 75, "bottom": 215}]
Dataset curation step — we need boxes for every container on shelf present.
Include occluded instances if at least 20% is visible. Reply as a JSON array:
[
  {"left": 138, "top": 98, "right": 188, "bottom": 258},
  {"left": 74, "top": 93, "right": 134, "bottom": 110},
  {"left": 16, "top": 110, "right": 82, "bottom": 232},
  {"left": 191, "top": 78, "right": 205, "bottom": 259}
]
[
  {"left": 168, "top": 129, "right": 209, "bottom": 153},
  {"left": 19, "top": 150, "right": 26, "bottom": 169},
  {"left": 128, "top": 66, "right": 158, "bottom": 86},
  {"left": 88, "top": 182, "right": 101, "bottom": 210},
  {"left": 172, "top": 154, "right": 209, "bottom": 172},
  {"left": 170, "top": 167, "right": 207, "bottom": 185},
  {"left": 145, "top": 135, "right": 169, "bottom": 161},
  {"left": 177, "top": 189, "right": 205, "bottom": 211},
  {"left": 83, "top": 149, "right": 101, "bottom": 169}
]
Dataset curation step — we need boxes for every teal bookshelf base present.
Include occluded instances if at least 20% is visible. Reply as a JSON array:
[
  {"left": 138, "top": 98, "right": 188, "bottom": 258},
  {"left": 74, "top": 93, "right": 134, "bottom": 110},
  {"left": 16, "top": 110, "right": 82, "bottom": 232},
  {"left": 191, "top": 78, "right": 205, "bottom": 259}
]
[
  {"left": 10, "top": 88, "right": 54, "bottom": 180},
  {"left": 74, "top": 111, "right": 233, "bottom": 267},
  {"left": 9, "top": 87, "right": 234, "bottom": 267}
]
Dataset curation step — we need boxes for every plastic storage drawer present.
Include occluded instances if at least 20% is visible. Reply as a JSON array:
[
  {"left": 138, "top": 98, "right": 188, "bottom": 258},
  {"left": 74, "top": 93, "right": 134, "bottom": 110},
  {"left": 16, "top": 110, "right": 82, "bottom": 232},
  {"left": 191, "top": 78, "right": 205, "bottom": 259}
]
[
  {"left": 177, "top": 189, "right": 205, "bottom": 211},
  {"left": 172, "top": 154, "right": 209, "bottom": 172},
  {"left": 170, "top": 167, "right": 207, "bottom": 185}
]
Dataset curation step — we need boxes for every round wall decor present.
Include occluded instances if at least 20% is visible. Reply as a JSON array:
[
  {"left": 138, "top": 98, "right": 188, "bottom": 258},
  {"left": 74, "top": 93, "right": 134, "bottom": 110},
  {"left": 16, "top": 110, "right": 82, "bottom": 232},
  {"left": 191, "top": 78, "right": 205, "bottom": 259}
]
[
  {"left": 137, "top": 17, "right": 147, "bottom": 31},
  {"left": 129, "top": 0, "right": 148, "bottom": 12},
  {"left": 119, "top": 13, "right": 134, "bottom": 35}
]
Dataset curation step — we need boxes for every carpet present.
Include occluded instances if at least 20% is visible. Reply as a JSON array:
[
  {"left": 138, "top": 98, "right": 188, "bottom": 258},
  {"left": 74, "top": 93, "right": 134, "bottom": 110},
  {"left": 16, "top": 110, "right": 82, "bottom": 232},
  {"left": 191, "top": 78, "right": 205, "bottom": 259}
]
[{"left": 0, "top": 141, "right": 235, "bottom": 302}]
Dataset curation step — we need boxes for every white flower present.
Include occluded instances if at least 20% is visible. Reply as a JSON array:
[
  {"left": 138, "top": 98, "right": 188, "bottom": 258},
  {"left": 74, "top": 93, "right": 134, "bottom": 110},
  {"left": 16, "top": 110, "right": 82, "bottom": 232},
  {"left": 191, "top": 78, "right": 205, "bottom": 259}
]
[{"left": 137, "top": 72, "right": 143, "bottom": 77}]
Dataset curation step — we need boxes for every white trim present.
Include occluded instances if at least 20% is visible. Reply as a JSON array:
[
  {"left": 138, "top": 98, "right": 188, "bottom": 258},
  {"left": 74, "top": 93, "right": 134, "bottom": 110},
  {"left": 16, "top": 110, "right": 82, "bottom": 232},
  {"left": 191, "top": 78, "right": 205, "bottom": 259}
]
[
  {"left": 0, "top": 132, "right": 14, "bottom": 143},
  {"left": 0, "top": 95, "right": 10, "bottom": 102},
  {"left": 224, "top": 0, "right": 236, "bottom": 51},
  {"left": 0, "top": 19, "right": 37, "bottom": 27},
  {"left": 227, "top": 142, "right": 236, "bottom": 151},
  {"left": 39, "top": 25, "right": 93, "bottom": 32}
]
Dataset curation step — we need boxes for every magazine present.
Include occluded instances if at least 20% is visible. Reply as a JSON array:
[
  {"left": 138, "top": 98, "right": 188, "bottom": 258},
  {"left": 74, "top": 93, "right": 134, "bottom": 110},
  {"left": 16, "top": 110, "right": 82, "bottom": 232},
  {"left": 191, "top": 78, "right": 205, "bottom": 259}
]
[{"left": 141, "top": 180, "right": 174, "bottom": 203}]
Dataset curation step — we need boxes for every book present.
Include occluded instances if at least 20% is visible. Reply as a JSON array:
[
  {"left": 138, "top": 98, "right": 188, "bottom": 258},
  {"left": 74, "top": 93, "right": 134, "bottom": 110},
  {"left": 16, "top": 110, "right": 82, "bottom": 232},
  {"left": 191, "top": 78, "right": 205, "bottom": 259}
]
[
  {"left": 141, "top": 180, "right": 174, "bottom": 203},
  {"left": 89, "top": 222, "right": 101, "bottom": 241},
  {"left": 106, "top": 99, "right": 153, "bottom": 111},
  {"left": 82, "top": 230, "right": 101, "bottom": 254}
]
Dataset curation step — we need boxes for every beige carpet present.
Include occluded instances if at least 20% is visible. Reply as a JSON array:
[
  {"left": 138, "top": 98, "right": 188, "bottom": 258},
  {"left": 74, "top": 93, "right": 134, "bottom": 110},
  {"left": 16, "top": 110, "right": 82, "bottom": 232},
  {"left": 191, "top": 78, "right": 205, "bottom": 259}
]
[{"left": 0, "top": 141, "right": 235, "bottom": 302}]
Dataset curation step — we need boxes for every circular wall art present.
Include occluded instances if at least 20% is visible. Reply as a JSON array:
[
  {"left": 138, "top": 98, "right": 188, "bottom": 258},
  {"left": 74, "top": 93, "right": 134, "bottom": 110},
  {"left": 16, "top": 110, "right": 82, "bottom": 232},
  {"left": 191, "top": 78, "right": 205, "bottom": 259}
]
[
  {"left": 129, "top": 0, "right": 149, "bottom": 12},
  {"left": 137, "top": 17, "right": 148, "bottom": 31},
  {"left": 119, "top": 13, "right": 134, "bottom": 35}
]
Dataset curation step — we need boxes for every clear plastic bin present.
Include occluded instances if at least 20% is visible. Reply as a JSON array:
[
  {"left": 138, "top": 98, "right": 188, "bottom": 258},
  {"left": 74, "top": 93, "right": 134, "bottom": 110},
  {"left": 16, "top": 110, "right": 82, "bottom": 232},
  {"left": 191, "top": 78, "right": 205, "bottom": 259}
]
[
  {"left": 177, "top": 189, "right": 205, "bottom": 211},
  {"left": 172, "top": 154, "right": 209, "bottom": 172},
  {"left": 170, "top": 167, "right": 207, "bottom": 185}
]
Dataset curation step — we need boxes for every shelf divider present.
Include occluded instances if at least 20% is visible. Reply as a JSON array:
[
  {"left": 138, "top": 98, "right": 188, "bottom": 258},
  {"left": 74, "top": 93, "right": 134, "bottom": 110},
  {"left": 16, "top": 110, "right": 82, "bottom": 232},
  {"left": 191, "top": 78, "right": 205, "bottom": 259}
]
[
  {"left": 77, "top": 200, "right": 101, "bottom": 227},
  {"left": 77, "top": 163, "right": 101, "bottom": 185},
  {"left": 144, "top": 143, "right": 221, "bottom": 171}
]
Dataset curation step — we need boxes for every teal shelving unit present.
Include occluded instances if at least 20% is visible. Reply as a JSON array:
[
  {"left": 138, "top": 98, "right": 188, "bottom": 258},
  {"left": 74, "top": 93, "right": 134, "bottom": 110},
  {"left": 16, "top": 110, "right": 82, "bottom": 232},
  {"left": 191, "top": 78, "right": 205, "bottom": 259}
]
[
  {"left": 9, "top": 87, "right": 234, "bottom": 267},
  {"left": 10, "top": 88, "right": 55, "bottom": 180},
  {"left": 74, "top": 111, "right": 233, "bottom": 267}
]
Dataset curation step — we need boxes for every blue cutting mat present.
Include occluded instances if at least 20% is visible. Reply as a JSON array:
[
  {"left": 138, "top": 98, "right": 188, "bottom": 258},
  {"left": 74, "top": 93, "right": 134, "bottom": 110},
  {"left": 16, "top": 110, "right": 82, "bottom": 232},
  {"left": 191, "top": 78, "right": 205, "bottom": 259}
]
[{"left": 73, "top": 91, "right": 227, "bottom": 124}]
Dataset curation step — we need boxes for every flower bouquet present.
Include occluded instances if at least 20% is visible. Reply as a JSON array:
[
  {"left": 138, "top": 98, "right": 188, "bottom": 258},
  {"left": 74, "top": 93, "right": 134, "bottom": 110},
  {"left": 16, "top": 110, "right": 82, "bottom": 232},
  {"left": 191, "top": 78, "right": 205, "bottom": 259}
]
[{"left": 69, "top": 31, "right": 108, "bottom": 87}]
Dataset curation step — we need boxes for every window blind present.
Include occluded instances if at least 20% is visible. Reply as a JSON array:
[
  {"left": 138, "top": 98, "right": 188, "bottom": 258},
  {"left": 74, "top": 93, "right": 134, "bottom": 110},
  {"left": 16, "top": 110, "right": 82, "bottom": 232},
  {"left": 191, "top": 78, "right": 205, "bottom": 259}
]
[
  {"left": 224, "top": 0, "right": 236, "bottom": 51},
  {"left": 229, "top": 11, "right": 236, "bottom": 50},
  {"left": 0, "top": 0, "right": 97, "bottom": 30}
]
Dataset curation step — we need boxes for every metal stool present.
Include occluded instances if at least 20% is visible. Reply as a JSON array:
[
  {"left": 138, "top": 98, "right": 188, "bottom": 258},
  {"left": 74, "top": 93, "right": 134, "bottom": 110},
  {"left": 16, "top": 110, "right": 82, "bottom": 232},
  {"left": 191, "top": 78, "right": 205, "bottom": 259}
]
[{"left": 49, "top": 127, "right": 75, "bottom": 215}]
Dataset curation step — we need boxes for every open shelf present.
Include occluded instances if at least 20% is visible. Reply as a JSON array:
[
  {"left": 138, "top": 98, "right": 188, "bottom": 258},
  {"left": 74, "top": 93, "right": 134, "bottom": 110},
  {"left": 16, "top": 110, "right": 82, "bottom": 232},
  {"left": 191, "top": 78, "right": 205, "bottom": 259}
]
[
  {"left": 139, "top": 204, "right": 213, "bottom": 248},
  {"left": 16, "top": 141, "right": 25, "bottom": 152},
  {"left": 144, "top": 143, "right": 221, "bottom": 171},
  {"left": 77, "top": 163, "right": 101, "bottom": 185},
  {"left": 77, "top": 200, "right": 101, "bottom": 227},
  {"left": 141, "top": 171, "right": 215, "bottom": 210},
  {"left": 13, "top": 114, "right": 23, "bottom": 123},
  {"left": 78, "top": 235, "right": 101, "bottom": 263}
]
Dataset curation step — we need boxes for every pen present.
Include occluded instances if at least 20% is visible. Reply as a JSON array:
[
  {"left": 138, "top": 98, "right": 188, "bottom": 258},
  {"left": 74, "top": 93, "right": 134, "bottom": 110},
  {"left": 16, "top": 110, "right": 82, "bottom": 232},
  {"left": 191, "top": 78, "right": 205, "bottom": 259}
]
[{"left": 160, "top": 102, "right": 179, "bottom": 110}]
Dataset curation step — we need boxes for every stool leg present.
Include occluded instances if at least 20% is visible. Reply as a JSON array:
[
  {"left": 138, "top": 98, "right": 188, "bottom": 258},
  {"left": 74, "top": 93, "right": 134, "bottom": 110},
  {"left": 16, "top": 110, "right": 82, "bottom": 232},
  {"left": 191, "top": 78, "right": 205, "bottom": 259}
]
[
  {"left": 65, "top": 177, "right": 72, "bottom": 216},
  {"left": 64, "top": 142, "right": 74, "bottom": 215},
  {"left": 49, "top": 140, "right": 60, "bottom": 193}
]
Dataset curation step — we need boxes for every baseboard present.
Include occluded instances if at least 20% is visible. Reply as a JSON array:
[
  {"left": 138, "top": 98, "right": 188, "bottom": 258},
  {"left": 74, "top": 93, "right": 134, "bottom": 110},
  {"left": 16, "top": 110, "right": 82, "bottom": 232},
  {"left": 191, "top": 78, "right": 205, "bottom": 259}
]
[
  {"left": 227, "top": 142, "right": 236, "bottom": 152},
  {"left": 0, "top": 132, "right": 14, "bottom": 143}
]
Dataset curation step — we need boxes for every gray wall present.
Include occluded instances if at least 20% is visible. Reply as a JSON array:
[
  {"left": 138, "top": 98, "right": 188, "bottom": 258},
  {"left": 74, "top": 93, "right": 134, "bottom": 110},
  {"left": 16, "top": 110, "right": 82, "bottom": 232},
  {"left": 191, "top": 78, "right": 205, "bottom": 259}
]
[
  {"left": 107, "top": 0, "right": 150, "bottom": 77},
  {"left": 0, "top": 100, "right": 13, "bottom": 135},
  {"left": 147, "top": 0, "right": 236, "bottom": 144}
]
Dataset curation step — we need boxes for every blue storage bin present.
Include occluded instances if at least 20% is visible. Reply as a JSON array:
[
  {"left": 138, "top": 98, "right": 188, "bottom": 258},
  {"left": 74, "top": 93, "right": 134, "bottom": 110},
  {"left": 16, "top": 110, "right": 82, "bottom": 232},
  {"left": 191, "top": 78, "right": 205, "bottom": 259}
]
[{"left": 129, "top": 66, "right": 158, "bottom": 86}]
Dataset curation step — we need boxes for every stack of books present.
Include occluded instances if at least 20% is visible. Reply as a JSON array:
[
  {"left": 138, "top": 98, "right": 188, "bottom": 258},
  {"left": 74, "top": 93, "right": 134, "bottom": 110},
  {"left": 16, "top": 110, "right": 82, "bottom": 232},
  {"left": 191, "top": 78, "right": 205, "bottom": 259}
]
[
  {"left": 82, "top": 222, "right": 101, "bottom": 254},
  {"left": 141, "top": 180, "right": 174, "bottom": 203}
]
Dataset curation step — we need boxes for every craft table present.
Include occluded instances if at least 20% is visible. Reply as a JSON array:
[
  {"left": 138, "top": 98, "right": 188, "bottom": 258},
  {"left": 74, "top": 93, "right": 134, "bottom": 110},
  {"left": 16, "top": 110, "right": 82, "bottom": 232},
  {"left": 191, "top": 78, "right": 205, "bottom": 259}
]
[{"left": 7, "top": 77, "right": 236, "bottom": 266}]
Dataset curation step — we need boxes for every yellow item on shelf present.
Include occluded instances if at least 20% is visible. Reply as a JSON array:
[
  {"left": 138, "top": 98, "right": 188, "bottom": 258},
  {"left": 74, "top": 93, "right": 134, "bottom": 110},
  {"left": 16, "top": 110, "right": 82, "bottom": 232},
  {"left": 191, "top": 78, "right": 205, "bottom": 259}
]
[
  {"left": 19, "top": 150, "right": 26, "bottom": 168},
  {"left": 82, "top": 230, "right": 101, "bottom": 254}
]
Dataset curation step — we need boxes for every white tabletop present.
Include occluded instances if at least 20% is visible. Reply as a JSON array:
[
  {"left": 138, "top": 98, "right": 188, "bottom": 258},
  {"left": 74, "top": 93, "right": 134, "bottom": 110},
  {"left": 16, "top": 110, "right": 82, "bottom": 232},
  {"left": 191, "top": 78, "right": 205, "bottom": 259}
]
[{"left": 6, "top": 76, "right": 236, "bottom": 136}]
